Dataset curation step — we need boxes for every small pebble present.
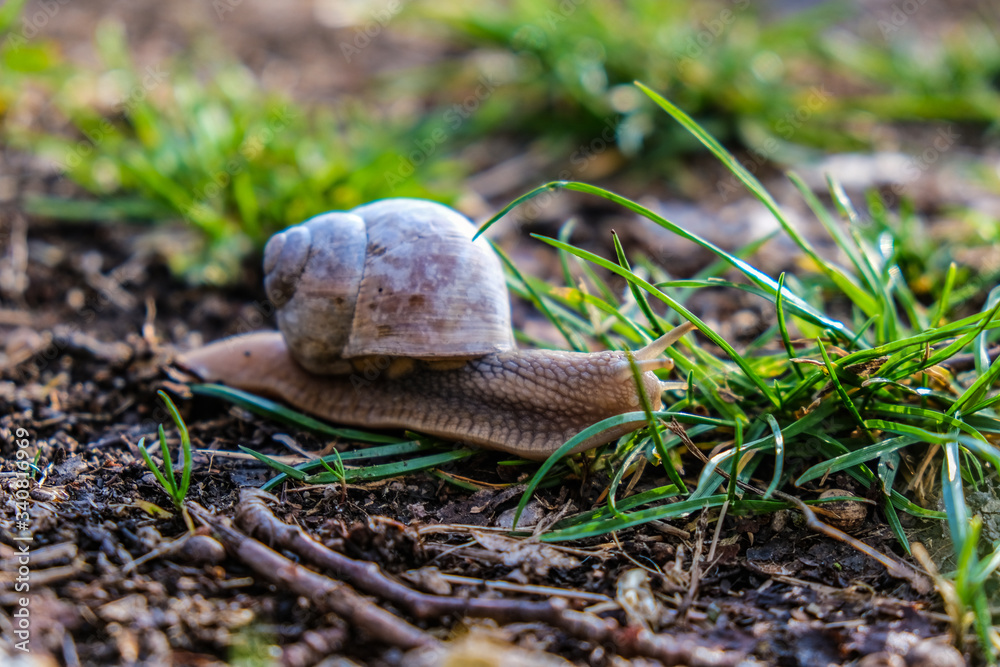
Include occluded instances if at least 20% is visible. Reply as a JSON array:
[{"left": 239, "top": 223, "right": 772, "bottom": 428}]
[
  {"left": 496, "top": 501, "right": 543, "bottom": 529},
  {"left": 179, "top": 535, "right": 227, "bottom": 565},
  {"left": 905, "top": 638, "right": 965, "bottom": 667},
  {"left": 858, "top": 652, "right": 906, "bottom": 667}
]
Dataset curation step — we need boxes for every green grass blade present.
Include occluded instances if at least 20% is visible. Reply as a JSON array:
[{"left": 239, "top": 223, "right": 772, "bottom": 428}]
[
  {"left": 817, "top": 338, "right": 867, "bottom": 435},
  {"left": 882, "top": 497, "right": 909, "bottom": 554},
  {"left": 190, "top": 383, "right": 403, "bottom": 443},
  {"left": 869, "top": 402, "right": 989, "bottom": 445},
  {"left": 965, "top": 392, "right": 1000, "bottom": 415},
  {"left": 317, "top": 448, "right": 347, "bottom": 484},
  {"left": 258, "top": 440, "right": 437, "bottom": 490},
  {"left": 971, "top": 544, "right": 1000, "bottom": 587},
  {"left": 138, "top": 436, "right": 175, "bottom": 499},
  {"left": 726, "top": 420, "right": 743, "bottom": 503},
  {"left": 156, "top": 424, "right": 178, "bottom": 496},
  {"left": 950, "top": 437, "right": 1000, "bottom": 472},
  {"left": 511, "top": 413, "right": 644, "bottom": 529},
  {"left": 511, "top": 410, "right": 727, "bottom": 530},
  {"left": 637, "top": 82, "right": 866, "bottom": 339},
  {"left": 932, "top": 262, "right": 957, "bottom": 326},
  {"left": 841, "top": 307, "right": 996, "bottom": 370},
  {"left": 776, "top": 273, "right": 805, "bottom": 382},
  {"left": 556, "top": 219, "right": 579, "bottom": 290},
  {"left": 971, "top": 590, "right": 996, "bottom": 662},
  {"left": 533, "top": 234, "right": 780, "bottom": 407},
  {"left": 877, "top": 449, "right": 901, "bottom": 495},
  {"left": 249, "top": 445, "right": 478, "bottom": 489},
  {"left": 627, "top": 350, "right": 687, "bottom": 493},
  {"left": 883, "top": 329, "right": 980, "bottom": 381},
  {"left": 481, "top": 181, "right": 855, "bottom": 342},
  {"left": 796, "top": 435, "right": 916, "bottom": 485},
  {"left": 761, "top": 414, "right": 784, "bottom": 499},
  {"left": 539, "top": 495, "right": 729, "bottom": 542},
  {"left": 694, "top": 402, "right": 837, "bottom": 497},
  {"left": 612, "top": 231, "right": 663, "bottom": 336},
  {"left": 605, "top": 438, "right": 650, "bottom": 523},
  {"left": 950, "top": 351, "right": 1000, "bottom": 417},
  {"left": 942, "top": 439, "right": 969, "bottom": 558},
  {"left": 826, "top": 177, "right": 896, "bottom": 341},
  {"left": 304, "top": 449, "right": 477, "bottom": 484},
  {"left": 239, "top": 445, "right": 308, "bottom": 479},
  {"left": 158, "top": 391, "right": 192, "bottom": 502},
  {"left": 335, "top": 440, "right": 436, "bottom": 461},
  {"left": 974, "top": 287, "right": 1000, "bottom": 375},
  {"left": 553, "top": 484, "right": 680, "bottom": 530},
  {"left": 492, "top": 242, "right": 584, "bottom": 352},
  {"left": 786, "top": 173, "right": 880, "bottom": 316}
]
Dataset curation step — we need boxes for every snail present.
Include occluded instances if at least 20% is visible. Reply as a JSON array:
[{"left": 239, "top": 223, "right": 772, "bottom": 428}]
[{"left": 178, "top": 198, "right": 694, "bottom": 460}]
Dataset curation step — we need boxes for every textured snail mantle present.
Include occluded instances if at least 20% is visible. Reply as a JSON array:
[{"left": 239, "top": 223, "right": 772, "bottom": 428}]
[{"left": 178, "top": 198, "right": 694, "bottom": 460}]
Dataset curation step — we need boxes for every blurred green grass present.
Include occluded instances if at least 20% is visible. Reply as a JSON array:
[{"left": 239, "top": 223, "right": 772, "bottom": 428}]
[
  {"left": 406, "top": 0, "right": 1000, "bottom": 157},
  {"left": 2, "top": 0, "right": 998, "bottom": 283}
]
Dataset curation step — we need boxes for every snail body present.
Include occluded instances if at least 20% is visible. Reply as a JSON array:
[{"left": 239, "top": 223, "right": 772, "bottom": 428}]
[{"left": 179, "top": 198, "right": 692, "bottom": 460}]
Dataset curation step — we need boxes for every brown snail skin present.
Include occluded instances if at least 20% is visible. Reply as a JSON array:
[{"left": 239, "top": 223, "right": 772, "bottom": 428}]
[{"left": 178, "top": 198, "right": 694, "bottom": 461}]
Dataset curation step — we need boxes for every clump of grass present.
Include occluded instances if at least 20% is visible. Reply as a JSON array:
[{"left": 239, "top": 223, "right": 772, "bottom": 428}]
[
  {"left": 138, "top": 390, "right": 194, "bottom": 530},
  {"left": 484, "top": 83, "right": 999, "bottom": 659},
  {"left": 406, "top": 0, "right": 1000, "bottom": 159}
]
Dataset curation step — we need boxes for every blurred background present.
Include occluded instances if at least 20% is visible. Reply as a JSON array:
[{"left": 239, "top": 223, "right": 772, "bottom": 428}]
[{"left": 1, "top": 0, "right": 998, "bottom": 308}]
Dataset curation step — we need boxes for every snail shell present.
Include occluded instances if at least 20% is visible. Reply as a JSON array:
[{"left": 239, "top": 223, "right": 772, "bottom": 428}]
[{"left": 263, "top": 198, "right": 514, "bottom": 374}]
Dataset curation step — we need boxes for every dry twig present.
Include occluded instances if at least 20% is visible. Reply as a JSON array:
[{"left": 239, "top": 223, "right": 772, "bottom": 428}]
[
  {"left": 233, "top": 489, "right": 746, "bottom": 667},
  {"left": 235, "top": 488, "right": 572, "bottom": 624},
  {"left": 187, "top": 502, "right": 439, "bottom": 651}
]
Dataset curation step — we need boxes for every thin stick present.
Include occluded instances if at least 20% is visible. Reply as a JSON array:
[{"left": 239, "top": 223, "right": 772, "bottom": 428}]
[
  {"left": 707, "top": 500, "right": 729, "bottom": 563},
  {"left": 188, "top": 503, "right": 438, "bottom": 650},
  {"left": 232, "top": 489, "right": 746, "bottom": 667},
  {"left": 235, "top": 489, "right": 569, "bottom": 624},
  {"left": 435, "top": 573, "right": 613, "bottom": 604}
]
